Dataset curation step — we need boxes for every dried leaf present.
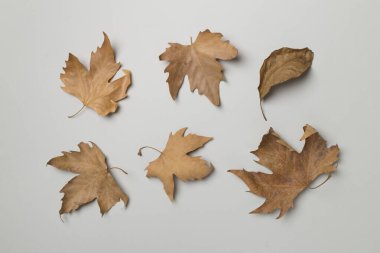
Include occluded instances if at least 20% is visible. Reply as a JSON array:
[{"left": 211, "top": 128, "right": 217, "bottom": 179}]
[
  {"left": 159, "top": 29, "right": 238, "bottom": 105},
  {"left": 229, "top": 125, "right": 339, "bottom": 218},
  {"left": 258, "top": 47, "right": 314, "bottom": 120},
  {"left": 138, "top": 128, "right": 213, "bottom": 200},
  {"left": 60, "top": 33, "right": 132, "bottom": 117},
  {"left": 47, "top": 142, "right": 129, "bottom": 216}
]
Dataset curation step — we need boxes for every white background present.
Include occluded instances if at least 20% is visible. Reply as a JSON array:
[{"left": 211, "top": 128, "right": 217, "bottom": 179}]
[{"left": 1, "top": 0, "right": 379, "bottom": 252}]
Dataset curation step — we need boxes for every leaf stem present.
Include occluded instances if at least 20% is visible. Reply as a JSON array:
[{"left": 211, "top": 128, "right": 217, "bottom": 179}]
[
  {"left": 260, "top": 100, "right": 267, "bottom": 121},
  {"left": 108, "top": 167, "right": 128, "bottom": 175},
  {"left": 137, "top": 146, "right": 162, "bottom": 156},
  {"left": 309, "top": 173, "right": 331, "bottom": 189},
  {"left": 68, "top": 104, "right": 86, "bottom": 118}
]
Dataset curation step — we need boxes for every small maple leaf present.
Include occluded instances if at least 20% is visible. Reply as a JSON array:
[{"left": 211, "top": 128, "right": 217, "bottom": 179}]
[
  {"left": 47, "top": 142, "right": 129, "bottom": 216},
  {"left": 258, "top": 47, "right": 314, "bottom": 120},
  {"left": 60, "top": 32, "right": 132, "bottom": 117},
  {"left": 138, "top": 128, "right": 213, "bottom": 200},
  {"left": 229, "top": 125, "right": 340, "bottom": 218},
  {"left": 159, "top": 29, "right": 238, "bottom": 106}
]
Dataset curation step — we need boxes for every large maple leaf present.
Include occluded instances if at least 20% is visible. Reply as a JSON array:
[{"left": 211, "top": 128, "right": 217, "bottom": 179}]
[
  {"left": 229, "top": 125, "right": 340, "bottom": 218},
  {"left": 47, "top": 142, "right": 129, "bottom": 216},
  {"left": 138, "top": 128, "right": 213, "bottom": 200},
  {"left": 159, "top": 29, "right": 238, "bottom": 106},
  {"left": 60, "top": 32, "right": 131, "bottom": 117}
]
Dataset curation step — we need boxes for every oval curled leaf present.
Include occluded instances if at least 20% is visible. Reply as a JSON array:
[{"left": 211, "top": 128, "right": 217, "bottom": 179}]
[{"left": 258, "top": 47, "right": 314, "bottom": 120}]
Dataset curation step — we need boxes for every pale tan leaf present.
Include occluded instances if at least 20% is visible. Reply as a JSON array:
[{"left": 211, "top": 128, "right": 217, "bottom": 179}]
[{"left": 139, "top": 128, "right": 213, "bottom": 200}]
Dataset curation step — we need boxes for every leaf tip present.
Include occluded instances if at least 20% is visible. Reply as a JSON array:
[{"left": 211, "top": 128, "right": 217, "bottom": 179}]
[
  {"left": 59, "top": 214, "right": 64, "bottom": 223},
  {"left": 102, "top": 31, "right": 109, "bottom": 41},
  {"left": 167, "top": 193, "right": 175, "bottom": 202},
  {"left": 300, "top": 124, "right": 317, "bottom": 141}
]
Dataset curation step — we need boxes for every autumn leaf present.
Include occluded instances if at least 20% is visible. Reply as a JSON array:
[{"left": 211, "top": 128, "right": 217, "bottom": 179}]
[
  {"left": 258, "top": 47, "right": 314, "bottom": 120},
  {"left": 60, "top": 32, "right": 132, "bottom": 117},
  {"left": 159, "top": 29, "right": 238, "bottom": 106},
  {"left": 47, "top": 142, "right": 129, "bottom": 216},
  {"left": 229, "top": 125, "right": 339, "bottom": 218},
  {"left": 138, "top": 128, "right": 213, "bottom": 200}
]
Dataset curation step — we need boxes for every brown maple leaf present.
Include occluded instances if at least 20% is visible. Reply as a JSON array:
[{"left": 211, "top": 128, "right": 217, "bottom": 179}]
[
  {"left": 47, "top": 142, "right": 129, "bottom": 216},
  {"left": 229, "top": 125, "right": 339, "bottom": 218},
  {"left": 258, "top": 47, "right": 314, "bottom": 120},
  {"left": 159, "top": 29, "right": 238, "bottom": 106},
  {"left": 60, "top": 32, "right": 132, "bottom": 117},
  {"left": 138, "top": 128, "right": 213, "bottom": 200}
]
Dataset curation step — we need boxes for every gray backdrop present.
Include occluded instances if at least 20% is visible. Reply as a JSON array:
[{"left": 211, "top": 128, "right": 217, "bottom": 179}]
[{"left": 1, "top": 0, "right": 379, "bottom": 252}]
